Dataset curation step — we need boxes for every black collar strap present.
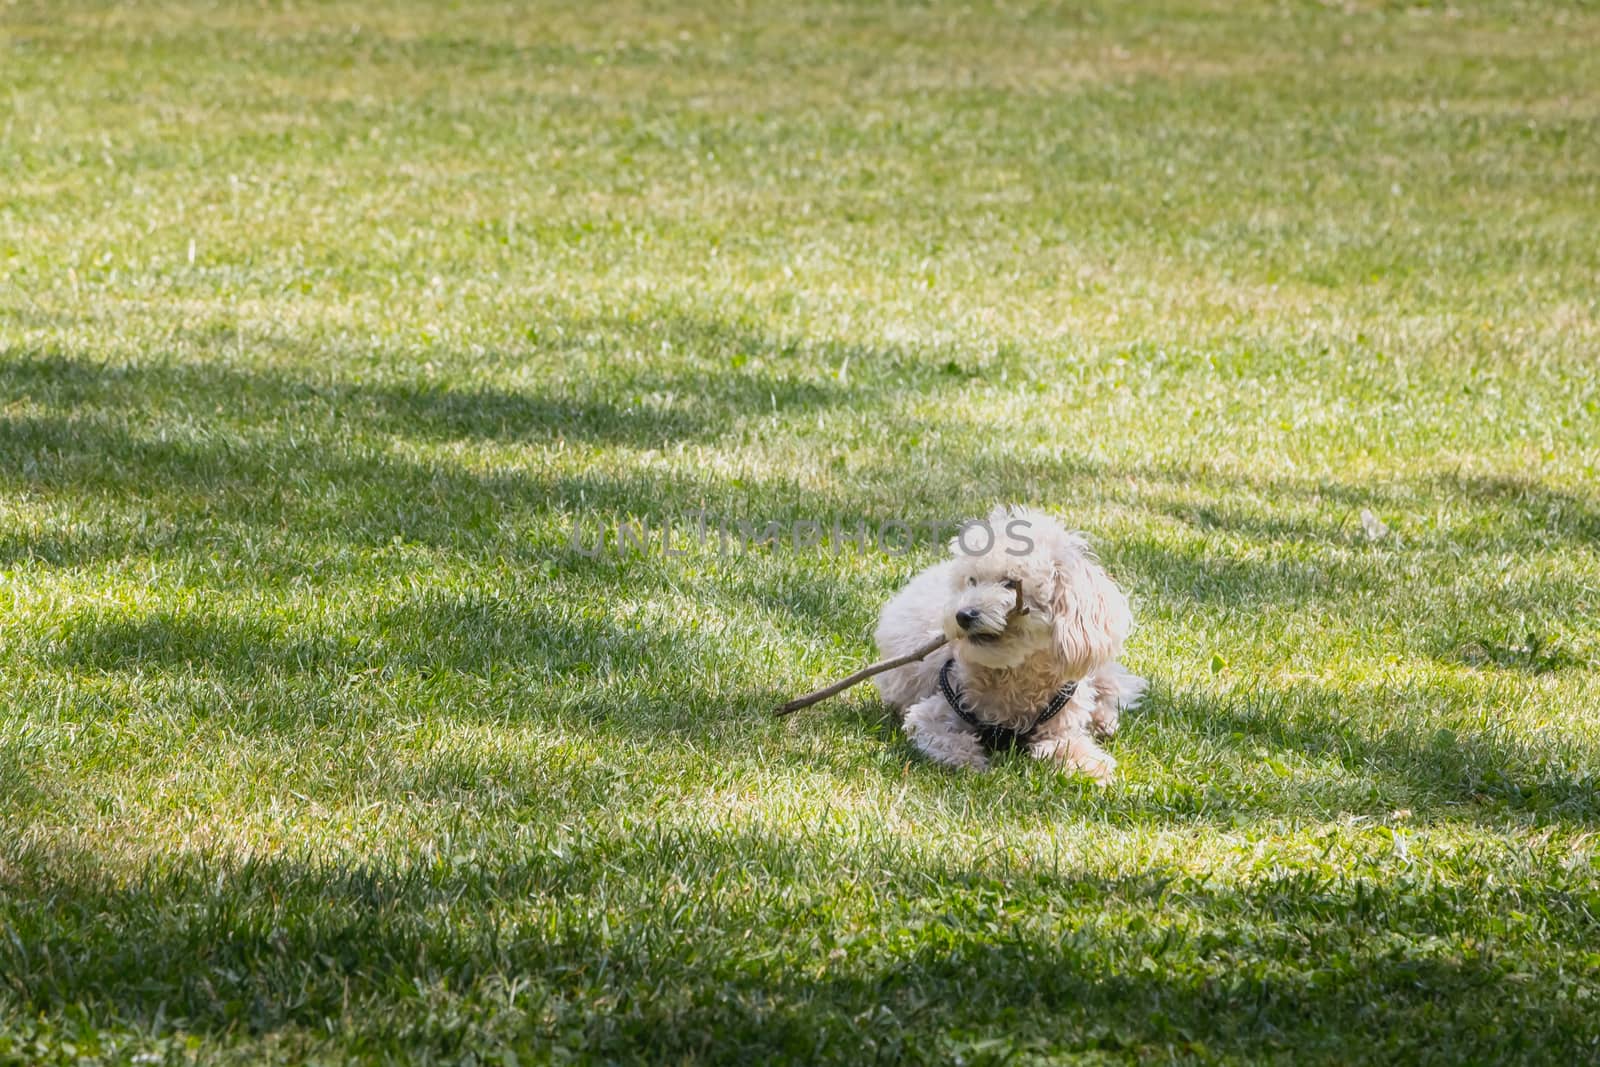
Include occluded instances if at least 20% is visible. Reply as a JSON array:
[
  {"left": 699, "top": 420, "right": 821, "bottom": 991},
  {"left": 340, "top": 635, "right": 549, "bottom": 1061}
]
[{"left": 938, "top": 657, "right": 1077, "bottom": 750}]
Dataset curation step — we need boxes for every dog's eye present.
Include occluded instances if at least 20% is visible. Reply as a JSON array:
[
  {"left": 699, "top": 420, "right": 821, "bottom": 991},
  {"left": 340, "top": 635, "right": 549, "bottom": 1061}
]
[
  {"left": 1003, "top": 579, "right": 1020, "bottom": 591},
  {"left": 968, "top": 577, "right": 977, "bottom": 587}
]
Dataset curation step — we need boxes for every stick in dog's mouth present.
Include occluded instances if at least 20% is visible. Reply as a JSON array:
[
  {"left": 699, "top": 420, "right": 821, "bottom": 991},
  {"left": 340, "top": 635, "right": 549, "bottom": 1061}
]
[{"left": 965, "top": 585, "right": 1029, "bottom": 645}]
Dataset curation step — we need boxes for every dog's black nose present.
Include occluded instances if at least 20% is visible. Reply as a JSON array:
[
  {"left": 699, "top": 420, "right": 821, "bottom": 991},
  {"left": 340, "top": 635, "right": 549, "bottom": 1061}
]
[{"left": 955, "top": 608, "right": 981, "bottom": 631}]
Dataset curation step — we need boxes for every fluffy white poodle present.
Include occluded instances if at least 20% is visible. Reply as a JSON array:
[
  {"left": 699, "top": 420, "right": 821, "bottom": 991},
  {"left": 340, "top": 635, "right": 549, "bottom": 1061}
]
[{"left": 873, "top": 506, "right": 1145, "bottom": 782}]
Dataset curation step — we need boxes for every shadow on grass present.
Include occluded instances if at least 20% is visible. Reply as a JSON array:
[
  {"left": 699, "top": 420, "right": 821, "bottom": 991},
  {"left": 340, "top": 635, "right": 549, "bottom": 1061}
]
[
  {"left": 0, "top": 310, "right": 877, "bottom": 449},
  {"left": 0, "top": 404, "right": 829, "bottom": 573},
  {"left": 20, "top": 568, "right": 876, "bottom": 687},
  {"left": 0, "top": 342, "right": 935, "bottom": 573},
  {"left": 845, "top": 444, "right": 1600, "bottom": 553},
  {"left": 1141, "top": 469, "right": 1600, "bottom": 551},
  {"left": 1130, "top": 679, "right": 1600, "bottom": 826},
  {"left": 1, "top": 832, "right": 1594, "bottom": 1062},
  {"left": 9, "top": 340, "right": 1599, "bottom": 566},
  {"left": 1428, "top": 630, "right": 1588, "bottom": 675}
]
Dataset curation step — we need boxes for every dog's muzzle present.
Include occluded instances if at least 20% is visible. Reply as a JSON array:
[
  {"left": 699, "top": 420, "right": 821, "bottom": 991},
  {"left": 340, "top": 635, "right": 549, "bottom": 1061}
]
[{"left": 955, "top": 608, "right": 1005, "bottom": 644}]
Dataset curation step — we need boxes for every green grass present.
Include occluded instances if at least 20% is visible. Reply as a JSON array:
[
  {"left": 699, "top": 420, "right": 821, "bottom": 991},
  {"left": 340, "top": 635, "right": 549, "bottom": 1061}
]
[{"left": 3, "top": 0, "right": 1599, "bottom": 1062}]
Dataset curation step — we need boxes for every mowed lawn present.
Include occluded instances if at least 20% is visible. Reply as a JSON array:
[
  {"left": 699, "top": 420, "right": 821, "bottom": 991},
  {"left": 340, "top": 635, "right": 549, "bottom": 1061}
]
[{"left": 3, "top": 0, "right": 1599, "bottom": 1062}]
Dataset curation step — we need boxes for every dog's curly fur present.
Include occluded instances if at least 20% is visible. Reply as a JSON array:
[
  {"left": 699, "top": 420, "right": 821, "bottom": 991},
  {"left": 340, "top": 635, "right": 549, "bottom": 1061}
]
[{"left": 873, "top": 506, "right": 1145, "bottom": 782}]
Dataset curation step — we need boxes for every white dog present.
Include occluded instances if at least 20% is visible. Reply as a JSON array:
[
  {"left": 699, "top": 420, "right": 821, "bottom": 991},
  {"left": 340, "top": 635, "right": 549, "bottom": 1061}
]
[{"left": 873, "top": 506, "right": 1145, "bottom": 781}]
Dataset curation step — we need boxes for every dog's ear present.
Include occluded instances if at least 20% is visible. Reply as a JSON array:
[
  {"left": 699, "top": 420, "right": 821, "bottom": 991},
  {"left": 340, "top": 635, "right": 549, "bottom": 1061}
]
[{"left": 1050, "top": 552, "right": 1131, "bottom": 676}]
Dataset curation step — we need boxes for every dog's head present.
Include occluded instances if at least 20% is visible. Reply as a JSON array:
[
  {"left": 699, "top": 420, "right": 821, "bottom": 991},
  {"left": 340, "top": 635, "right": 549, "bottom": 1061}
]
[{"left": 943, "top": 506, "right": 1131, "bottom": 674}]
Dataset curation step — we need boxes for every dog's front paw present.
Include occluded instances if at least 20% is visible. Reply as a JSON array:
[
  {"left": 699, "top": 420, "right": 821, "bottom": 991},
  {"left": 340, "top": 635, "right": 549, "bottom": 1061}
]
[
  {"left": 945, "top": 750, "right": 991, "bottom": 772},
  {"left": 1091, "top": 705, "right": 1120, "bottom": 739},
  {"left": 911, "top": 732, "right": 990, "bottom": 772},
  {"left": 904, "top": 697, "right": 992, "bottom": 771},
  {"left": 1074, "top": 750, "right": 1116, "bottom": 785},
  {"left": 1032, "top": 735, "right": 1117, "bottom": 786}
]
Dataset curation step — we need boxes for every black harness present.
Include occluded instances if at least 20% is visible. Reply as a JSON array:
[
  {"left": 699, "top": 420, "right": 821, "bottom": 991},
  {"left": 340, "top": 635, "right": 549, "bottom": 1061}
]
[{"left": 939, "top": 657, "right": 1077, "bottom": 751}]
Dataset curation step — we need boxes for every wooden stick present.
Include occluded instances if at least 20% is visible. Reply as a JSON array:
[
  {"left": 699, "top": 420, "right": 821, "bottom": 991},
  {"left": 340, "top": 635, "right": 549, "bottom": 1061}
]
[{"left": 774, "top": 634, "right": 949, "bottom": 716}]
